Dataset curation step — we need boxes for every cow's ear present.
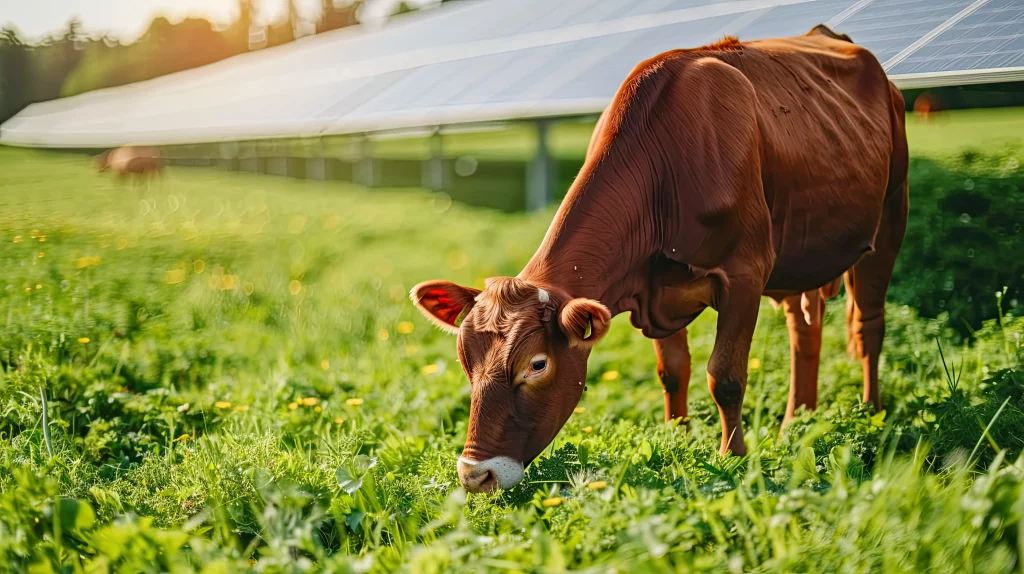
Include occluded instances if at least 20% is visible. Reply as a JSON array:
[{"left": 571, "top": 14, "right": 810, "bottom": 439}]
[
  {"left": 410, "top": 280, "right": 481, "bottom": 334},
  {"left": 559, "top": 298, "right": 611, "bottom": 349}
]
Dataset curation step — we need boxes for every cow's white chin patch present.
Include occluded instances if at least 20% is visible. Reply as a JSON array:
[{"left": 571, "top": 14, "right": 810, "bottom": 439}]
[{"left": 458, "top": 456, "right": 525, "bottom": 490}]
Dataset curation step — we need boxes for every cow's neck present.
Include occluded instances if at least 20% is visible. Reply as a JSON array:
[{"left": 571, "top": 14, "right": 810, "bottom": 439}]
[{"left": 519, "top": 151, "right": 662, "bottom": 319}]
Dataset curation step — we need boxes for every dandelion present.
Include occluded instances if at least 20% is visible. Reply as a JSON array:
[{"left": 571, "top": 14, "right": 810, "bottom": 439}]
[
  {"left": 193, "top": 260, "right": 205, "bottom": 274},
  {"left": 421, "top": 363, "right": 439, "bottom": 375},
  {"left": 587, "top": 481, "right": 607, "bottom": 490},
  {"left": 573, "top": 407, "right": 586, "bottom": 414},
  {"left": 214, "top": 401, "right": 232, "bottom": 409},
  {"left": 288, "top": 402, "right": 299, "bottom": 410},
  {"left": 30, "top": 230, "right": 39, "bottom": 238},
  {"left": 75, "top": 256, "right": 101, "bottom": 268},
  {"left": 334, "top": 417, "right": 345, "bottom": 424},
  {"left": 542, "top": 497, "right": 563, "bottom": 507},
  {"left": 38, "top": 236, "right": 46, "bottom": 242},
  {"left": 749, "top": 357, "right": 762, "bottom": 370},
  {"left": 397, "top": 321, "right": 415, "bottom": 335},
  {"left": 377, "top": 329, "right": 389, "bottom": 341},
  {"left": 314, "top": 406, "right": 322, "bottom": 413},
  {"left": 288, "top": 280, "right": 302, "bottom": 295},
  {"left": 301, "top": 397, "right": 319, "bottom": 407},
  {"left": 77, "top": 337, "right": 90, "bottom": 344},
  {"left": 320, "top": 360, "right": 330, "bottom": 370},
  {"left": 35, "top": 285, "right": 41, "bottom": 290},
  {"left": 172, "top": 434, "right": 191, "bottom": 443},
  {"left": 38, "top": 252, "right": 44, "bottom": 259},
  {"left": 346, "top": 398, "right": 364, "bottom": 406},
  {"left": 601, "top": 370, "right": 619, "bottom": 381},
  {"left": 13, "top": 236, "right": 21, "bottom": 243},
  {"left": 24, "top": 287, "right": 30, "bottom": 293},
  {"left": 165, "top": 269, "right": 186, "bottom": 285},
  {"left": 234, "top": 405, "right": 250, "bottom": 412},
  {"left": 218, "top": 275, "right": 238, "bottom": 291},
  {"left": 583, "top": 426, "right": 593, "bottom": 433}
]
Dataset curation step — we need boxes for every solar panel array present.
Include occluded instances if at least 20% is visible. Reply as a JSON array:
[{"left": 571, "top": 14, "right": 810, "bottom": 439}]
[{"left": 3, "top": 0, "right": 1022, "bottom": 148}]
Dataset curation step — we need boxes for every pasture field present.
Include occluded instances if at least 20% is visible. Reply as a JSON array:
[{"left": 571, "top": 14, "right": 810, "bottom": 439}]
[{"left": 1, "top": 144, "right": 1024, "bottom": 573}]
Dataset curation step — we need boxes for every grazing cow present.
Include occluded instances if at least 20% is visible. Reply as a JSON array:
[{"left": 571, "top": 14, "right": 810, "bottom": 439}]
[
  {"left": 95, "top": 146, "right": 163, "bottom": 190},
  {"left": 413, "top": 25, "right": 909, "bottom": 493}
]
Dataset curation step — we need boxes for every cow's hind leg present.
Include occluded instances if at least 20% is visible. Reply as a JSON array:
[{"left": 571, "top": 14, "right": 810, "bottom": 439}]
[
  {"left": 845, "top": 180, "right": 909, "bottom": 411},
  {"left": 783, "top": 290, "right": 823, "bottom": 425},
  {"left": 653, "top": 328, "right": 691, "bottom": 423}
]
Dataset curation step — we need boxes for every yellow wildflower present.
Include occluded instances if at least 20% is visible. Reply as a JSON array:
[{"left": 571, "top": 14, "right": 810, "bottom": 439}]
[
  {"left": 75, "top": 256, "right": 101, "bottom": 268},
  {"left": 601, "top": 370, "right": 619, "bottom": 381},
  {"left": 38, "top": 236, "right": 46, "bottom": 242},
  {"left": 218, "top": 275, "right": 238, "bottom": 291},
  {"left": 165, "top": 269, "right": 186, "bottom": 285},
  {"left": 542, "top": 497, "right": 563, "bottom": 507},
  {"left": 172, "top": 434, "right": 191, "bottom": 443},
  {"left": 397, "top": 321, "right": 414, "bottom": 335},
  {"left": 346, "top": 398, "right": 364, "bottom": 406},
  {"left": 405, "top": 345, "right": 420, "bottom": 355},
  {"left": 35, "top": 284, "right": 41, "bottom": 290},
  {"left": 587, "top": 481, "right": 607, "bottom": 490},
  {"left": 573, "top": 407, "right": 586, "bottom": 414},
  {"left": 421, "top": 363, "right": 439, "bottom": 375},
  {"left": 301, "top": 397, "right": 319, "bottom": 407},
  {"left": 288, "top": 280, "right": 301, "bottom": 295},
  {"left": 214, "top": 401, "right": 231, "bottom": 409},
  {"left": 749, "top": 357, "right": 762, "bottom": 370},
  {"left": 77, "top": 337, "right": 90, "bottom": 344},
  {"left": 314, "top": 406, "right": 322, "bottom": 413},
  {"left": 13, "top": 236, "right": 21, "bottom": 243},
  {"left": 288, "top": 402, "right": 299, "bottom": 410},
  {"left": 583, "top": 426, "right": 593, "bottom": 433},
  {"left": 320, "top": 360, "right": 330, "bottom": 370},
  {"left": 234, "top": 405, "right": 250, "bottom": 412},
  {"left": 334, "top": 417, "right": 345, "bottom": 424},
  {"left": 377, "top": 329, "right": 389, "bottom": 341},
  {"left": 38, "top": 252, "right": 45, "bottom": 259}
]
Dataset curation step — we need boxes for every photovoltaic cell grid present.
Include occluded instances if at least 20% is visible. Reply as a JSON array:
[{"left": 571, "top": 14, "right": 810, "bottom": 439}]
[{"left": 2, "top": 0, "right": 1022, "bottom": 147}]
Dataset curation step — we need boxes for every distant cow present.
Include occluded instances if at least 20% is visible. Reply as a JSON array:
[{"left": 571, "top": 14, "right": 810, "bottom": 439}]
[
  {"left": 413, "top": 25, "right": 908, "bottom": 493},
  {"left": 95, "top": 146, "right": 163, "bottom": 189}
]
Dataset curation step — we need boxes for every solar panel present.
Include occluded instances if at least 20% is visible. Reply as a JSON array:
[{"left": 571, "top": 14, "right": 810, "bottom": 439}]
[{"left": 3, "top": 0, "right": 1023, "bottom": 148}]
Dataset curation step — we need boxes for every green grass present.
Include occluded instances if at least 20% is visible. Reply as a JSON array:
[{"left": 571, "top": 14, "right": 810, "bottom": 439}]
[
  {"left": 181, "top": 106, "right": 1024, "bottom": 163},
  {"left": 1, "top": 146, "right": 1024, "bottom": 572}
]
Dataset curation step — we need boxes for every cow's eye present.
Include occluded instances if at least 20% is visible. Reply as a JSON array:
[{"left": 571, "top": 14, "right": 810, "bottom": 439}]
[{"left": 531, "top": 359, "right": 547, "bottom": 371}]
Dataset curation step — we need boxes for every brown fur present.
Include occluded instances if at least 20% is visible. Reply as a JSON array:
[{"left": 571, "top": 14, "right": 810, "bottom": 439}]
[
  {"left": 95, "top": 146, "right": 163, "bottom": 189},
  {"left": 414, "top": 25, "right": 908, "bottom": 485}
]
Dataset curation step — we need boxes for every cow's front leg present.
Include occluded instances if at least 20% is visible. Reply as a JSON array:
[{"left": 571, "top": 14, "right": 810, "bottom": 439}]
[
  {"left": 707, "top": 283, "right": 761, "bottom": 456},
  {"left": 653, "top": 328, "right": 691, "bottom": 423}
]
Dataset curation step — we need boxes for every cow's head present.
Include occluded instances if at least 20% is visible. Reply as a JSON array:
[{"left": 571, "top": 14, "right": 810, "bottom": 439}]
[{"left": 412, "top": 276, "right": 610, "bottom": 493}]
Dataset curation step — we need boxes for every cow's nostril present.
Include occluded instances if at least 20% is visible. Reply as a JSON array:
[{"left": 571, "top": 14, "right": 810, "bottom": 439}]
[{"left": 479, "top": 470, "right": 496, "bottom": 491}]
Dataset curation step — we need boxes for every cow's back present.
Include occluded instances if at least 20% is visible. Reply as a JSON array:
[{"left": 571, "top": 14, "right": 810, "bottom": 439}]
[{"left": 695, "top": 32, "right": 901, "bottom": 291}]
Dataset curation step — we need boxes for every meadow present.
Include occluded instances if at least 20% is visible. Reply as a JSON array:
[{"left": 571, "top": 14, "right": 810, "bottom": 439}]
[{"left": 0, "top": 135, "right": 1023, "bottom": 572}]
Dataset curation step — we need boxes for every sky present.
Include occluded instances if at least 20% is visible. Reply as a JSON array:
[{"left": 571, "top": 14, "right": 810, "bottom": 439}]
[{"left": 0, "top": 0, "right": 311, "bottom": 42}]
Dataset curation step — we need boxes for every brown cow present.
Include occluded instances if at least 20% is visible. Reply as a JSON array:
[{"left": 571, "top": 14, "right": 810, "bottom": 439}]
[
  {"left": 591, "top": 106, "right": 843, "bottom": 427},
  {"left": 95, "top": 146, "right": 163, "bottom": 191},
  {"left": 413, "top": 26, "right": 908, "bottom": 493}
]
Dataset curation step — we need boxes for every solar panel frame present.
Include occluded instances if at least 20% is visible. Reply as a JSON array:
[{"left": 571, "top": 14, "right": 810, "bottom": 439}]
[{"left": 2, "top": 0, "right": 1023, "bottom": 148}]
